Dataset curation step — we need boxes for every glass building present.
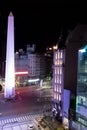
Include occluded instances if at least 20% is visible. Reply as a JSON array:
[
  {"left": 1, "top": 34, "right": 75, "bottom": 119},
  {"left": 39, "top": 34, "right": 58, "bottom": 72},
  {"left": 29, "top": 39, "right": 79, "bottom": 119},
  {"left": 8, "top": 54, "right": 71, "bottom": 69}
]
[{"left": 76, "top": 45, "right": 87, "bottom": 128}]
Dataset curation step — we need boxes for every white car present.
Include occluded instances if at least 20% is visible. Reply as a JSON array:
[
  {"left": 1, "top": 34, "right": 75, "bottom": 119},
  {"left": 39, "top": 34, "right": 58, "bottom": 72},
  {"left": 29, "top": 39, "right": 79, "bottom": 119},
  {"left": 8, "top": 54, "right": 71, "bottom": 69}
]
[{"left": 27, "top": 124, "right": 34, "bottom": 130}]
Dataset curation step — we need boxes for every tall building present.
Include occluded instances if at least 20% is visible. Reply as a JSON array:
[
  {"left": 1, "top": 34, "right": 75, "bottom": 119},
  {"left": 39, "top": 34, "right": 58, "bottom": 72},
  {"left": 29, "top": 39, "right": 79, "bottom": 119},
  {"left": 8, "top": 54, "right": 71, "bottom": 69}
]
[
  {"left": 76, "top": 45, "right": 87, "bottom": 129},
  {"left": 52, "top": 47, "right": 65, "bottom": 117},
  {"left": 52, "top": 24, "right": 87, "bottom": 130},
  {"left": 66, "top": 24, "right": 87, "bottom": 130},
  {"left": 15, "top": 44, "right": 50, "bottom": 86}
]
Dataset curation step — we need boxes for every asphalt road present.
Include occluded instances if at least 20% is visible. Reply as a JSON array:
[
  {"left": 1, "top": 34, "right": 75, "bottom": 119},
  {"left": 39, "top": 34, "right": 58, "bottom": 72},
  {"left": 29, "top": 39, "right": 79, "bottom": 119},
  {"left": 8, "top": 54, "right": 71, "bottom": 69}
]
[{"left": 0, "top": 86, "right": 52, "bottom": 118}]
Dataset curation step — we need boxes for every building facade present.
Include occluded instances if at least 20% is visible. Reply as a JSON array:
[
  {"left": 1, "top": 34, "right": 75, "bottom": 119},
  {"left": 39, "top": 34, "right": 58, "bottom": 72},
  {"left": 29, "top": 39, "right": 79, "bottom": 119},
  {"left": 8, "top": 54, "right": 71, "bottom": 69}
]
[
  {"left": 52, "top": 24, "right": 87, "bottom": 130},
  {"left": 15, "top": 44, "right": 50, "bottom": 87},
  {"left": 52, "top": 47, "right": 65, "bottom": 118},
  {"left": 66, "top": 25, "right": 87, "bottom": 130},
  {"left": 76, "top": 45, "right": 87, "bottom": 129}
]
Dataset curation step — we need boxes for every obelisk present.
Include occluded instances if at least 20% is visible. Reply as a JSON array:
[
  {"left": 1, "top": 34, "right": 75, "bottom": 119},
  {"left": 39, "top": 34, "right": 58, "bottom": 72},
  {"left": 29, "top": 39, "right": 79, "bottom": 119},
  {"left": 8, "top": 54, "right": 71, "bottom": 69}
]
[{"left": 4, "top": 12, "right": 15, "bottom": 99}]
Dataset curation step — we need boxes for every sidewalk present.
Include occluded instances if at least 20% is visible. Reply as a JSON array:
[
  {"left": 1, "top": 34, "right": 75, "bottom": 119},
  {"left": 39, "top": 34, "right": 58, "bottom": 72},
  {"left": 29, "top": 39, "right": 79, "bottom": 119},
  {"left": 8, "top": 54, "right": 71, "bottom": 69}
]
[{"left": 36, "top": 115, "right": 65, "bottom": 130}]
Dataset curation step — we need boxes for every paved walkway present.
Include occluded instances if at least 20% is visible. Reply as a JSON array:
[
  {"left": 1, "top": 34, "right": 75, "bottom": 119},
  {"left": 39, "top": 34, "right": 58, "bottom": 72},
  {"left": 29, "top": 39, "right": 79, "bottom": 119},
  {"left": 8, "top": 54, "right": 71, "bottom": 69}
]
[{"left": 36, "top": 115, "right": 65, "bottom": 130}]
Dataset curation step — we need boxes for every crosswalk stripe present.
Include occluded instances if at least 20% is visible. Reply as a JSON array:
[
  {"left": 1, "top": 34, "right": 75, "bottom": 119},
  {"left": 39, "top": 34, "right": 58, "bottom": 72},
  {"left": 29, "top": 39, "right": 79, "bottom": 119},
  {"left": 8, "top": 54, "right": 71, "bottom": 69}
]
[
  {"left": 0, "top": 121, "right": 1, "bottom": 125},
  {"left": 26, "top": 115, "right": 29, "bottom": 119},
  {"left": 20, "top": 117, "right": 23, "bottom": 120},
  {"left": 15, "top": 118, "right": 18, "bottom": 121},
  {"left": 23, "top": 116, "right": 26, "bottom": 120},
  {"left": 24, "top": 116, "right": 27, "bottom": 120},
  {"left": 4, "top": 120, "right": 6, "bottom": 123},
  {"left": 9, "top": 119, "right": 12, "bottom": 123},
  {"left": 13, "top": 118, "right": 16, "bottom": 122},
  {"left": 12, "top": 118, "right": 14, "bottom": 122},
  {"left": 6, "top": 119, "right": 9, "bottom": 123},
  {"left": 18, "top": 117, "right": 21, "bottom": 121},
  {"left": 2, "top": 120, "right": 4, "bottom": 125},
  {"left": 0, "top": 114, "right": 43, "bottom": 126}
]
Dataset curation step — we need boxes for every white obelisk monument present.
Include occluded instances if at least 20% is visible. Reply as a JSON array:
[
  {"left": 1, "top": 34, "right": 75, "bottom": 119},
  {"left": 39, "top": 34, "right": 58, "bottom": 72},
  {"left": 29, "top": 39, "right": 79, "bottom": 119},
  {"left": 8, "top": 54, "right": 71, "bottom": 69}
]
[{"left": 4, "top": 12, "right": 15, "bottom": 99}]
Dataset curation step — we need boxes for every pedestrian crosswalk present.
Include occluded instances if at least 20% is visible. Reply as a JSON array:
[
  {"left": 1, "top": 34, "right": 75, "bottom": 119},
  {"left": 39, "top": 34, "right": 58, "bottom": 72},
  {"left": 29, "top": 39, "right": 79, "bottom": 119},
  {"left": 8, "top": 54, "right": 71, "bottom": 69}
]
[
  {"left": 0, "top": 113, "right": 43, "bottom": 127},
  {"left": 0, "top": 105, "right": 52, "bottom": 127}
]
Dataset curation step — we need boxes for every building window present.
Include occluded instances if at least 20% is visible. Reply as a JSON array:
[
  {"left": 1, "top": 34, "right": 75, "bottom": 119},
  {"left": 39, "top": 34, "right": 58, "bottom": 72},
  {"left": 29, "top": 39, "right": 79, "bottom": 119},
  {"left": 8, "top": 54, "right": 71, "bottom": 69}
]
[
  {"left": 58, "top": 52, "right": 59, "bottom": 59},
  {"left": 57, "top": 86, "right": 58, "bottom": 92},
  {"left": 54, "top": 85, "right": 56, "bottom": 91},
  {"left": 54, "top": 93, "right": 56, "bottom": 99},
  {"left": 55, "top": 68, "right": 57, "bottom": 74},
  {"left": 55, "top": 61, "right": 57, "bottom": 66},
  {"left": 60, "top": 76, "right": 62, "bottom": 84},
  {"left": 59, "top": 60, "right": 62, "bottom": 65},
  {"left": 56, "top": 53, "right": 57, "bottom": 60},
  {"left": 59, "top": 94, "right": 61, "bottom": 101},
  {"left": 57, "top": 68, "right": 59, "bottom": 74},
  {"left": 57, "top": 60, "right": 59, "bottom": 65},
  {"left": 61, "top": 51, "right": 63, "bottom": 58},
  {"left": 55, "top": 76, "right": 56, "bottom": 83},
  {"left": 60, "top": 67, "right": 62, "bottom": 74},
  {"left": 57, "top": 94, "right": 58, "bottom": 100},
  {"left": 59, "top": 86, "right": 61, "bottom": 93}
]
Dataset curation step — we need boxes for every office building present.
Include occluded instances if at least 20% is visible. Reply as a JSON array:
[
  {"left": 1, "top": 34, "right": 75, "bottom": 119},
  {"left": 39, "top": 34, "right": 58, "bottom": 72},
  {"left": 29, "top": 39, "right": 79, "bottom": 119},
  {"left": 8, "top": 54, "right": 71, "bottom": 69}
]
[
  {"left": 15, "top": 44, "right": 52, "bottom": 87},
  {"left": 52, "top": 24, "right": 87, "bottom": 130},
  {"left": 76, "top": 45, "right": 87, "bottom": 129}
]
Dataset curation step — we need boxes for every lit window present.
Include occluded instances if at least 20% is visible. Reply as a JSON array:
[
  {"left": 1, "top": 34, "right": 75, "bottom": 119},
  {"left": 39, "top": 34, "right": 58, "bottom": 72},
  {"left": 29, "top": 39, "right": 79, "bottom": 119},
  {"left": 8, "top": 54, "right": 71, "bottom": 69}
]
[
  {"left": 85, "top": 69, "right": 87, "bottom": 73},
  {"left": 54, "top": 85, "right": 56, "bottom": 91},
  {"left": 57, "top": 68, "right": 59, "bottom": 74},
  {"left": 56, "top": 53, "right": 57, "bottom": 59},
  {"left": 59, "top": 86, "right": 61, "bottom": 93},
  {"left": 59, "top": 94, "right": 61, "bottom": 101},
  {"left": 54, "top": 93, "right": 56, "bottom": 99},
  {"left": 55, "top": 61, "right": 57, "bottom": 65},
  {"left": 78, "top": 118, "right": 85, "bottom": 125},
  {"left": 53, "top": 93, "right": 55, "bottom": 99},
  {"left": 59, "top": 60, "right": 62, "bottom": 65},
  {"left": 59, "top": 52, "right": 61, "bottom": 59},
  {"left": 55, "top": 77, "right": 56, "bottom": 83},
  {"left": 57, "top": 76, "right": 59, "bottom": 83},
  {"left": 61, "top": 52, "right": 63, "bottom": 58},
  {"left": 55, "top": 68, "right": 57, "bottom": 74},
  {"left": 57, "top": 94, "right": 58, "bottom": 100},
  {"left": 57, "top": 60, "right": 59, "bottom": 65},
  {"left": 57, "top": 86, "right": 58, "bottom": 92},
  {"left": 60, "top": 76, "right": 61, "bottom": 84}
]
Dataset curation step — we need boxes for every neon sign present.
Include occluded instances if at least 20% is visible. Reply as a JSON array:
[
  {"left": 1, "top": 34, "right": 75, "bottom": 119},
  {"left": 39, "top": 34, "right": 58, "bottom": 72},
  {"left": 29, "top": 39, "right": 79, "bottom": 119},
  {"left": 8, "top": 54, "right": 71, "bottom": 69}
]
[{"left": 15, "top": 71, "right": 28, "bottom": 75}]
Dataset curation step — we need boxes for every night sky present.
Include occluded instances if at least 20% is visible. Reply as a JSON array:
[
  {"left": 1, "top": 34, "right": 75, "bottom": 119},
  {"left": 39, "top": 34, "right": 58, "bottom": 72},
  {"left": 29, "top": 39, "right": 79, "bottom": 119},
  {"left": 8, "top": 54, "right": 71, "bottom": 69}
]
[{"left": 0, "top": 1, "right": 86, "bottom": 59}]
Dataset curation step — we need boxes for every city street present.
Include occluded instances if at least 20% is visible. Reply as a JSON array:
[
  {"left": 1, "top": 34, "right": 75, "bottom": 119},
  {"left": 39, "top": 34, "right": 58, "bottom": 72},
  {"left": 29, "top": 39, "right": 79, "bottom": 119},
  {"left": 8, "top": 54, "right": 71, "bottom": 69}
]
[
  {"left": 0, "top": 113, "right": 43, "bottom": 130},
  {"left": 0, "top": 85, "right": 52, "bottom": 129}
]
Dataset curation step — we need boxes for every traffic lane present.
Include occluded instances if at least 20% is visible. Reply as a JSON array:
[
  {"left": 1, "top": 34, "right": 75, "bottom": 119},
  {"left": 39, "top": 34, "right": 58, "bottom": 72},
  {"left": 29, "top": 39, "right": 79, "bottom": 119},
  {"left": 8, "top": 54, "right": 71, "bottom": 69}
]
[
  {"left": 0, "top": 86, "right": 52, "bottom": 117},
  {"left": 0, "top": 97, "right": 52, "bottom": 117}
]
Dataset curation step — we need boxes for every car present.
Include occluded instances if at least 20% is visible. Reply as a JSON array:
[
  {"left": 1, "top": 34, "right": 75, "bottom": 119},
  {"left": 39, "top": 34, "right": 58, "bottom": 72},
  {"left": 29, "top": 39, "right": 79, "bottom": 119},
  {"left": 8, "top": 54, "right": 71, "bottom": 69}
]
[{"left": 27, "top": 123, "right": 34, "bottom": 130}]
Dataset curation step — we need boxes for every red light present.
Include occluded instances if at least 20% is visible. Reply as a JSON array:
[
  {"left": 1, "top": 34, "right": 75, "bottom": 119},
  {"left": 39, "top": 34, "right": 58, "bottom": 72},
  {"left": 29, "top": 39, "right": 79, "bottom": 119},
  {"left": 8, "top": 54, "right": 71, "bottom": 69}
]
[{"left": 15, "top": 71, "right": 28, "bottom": 75}]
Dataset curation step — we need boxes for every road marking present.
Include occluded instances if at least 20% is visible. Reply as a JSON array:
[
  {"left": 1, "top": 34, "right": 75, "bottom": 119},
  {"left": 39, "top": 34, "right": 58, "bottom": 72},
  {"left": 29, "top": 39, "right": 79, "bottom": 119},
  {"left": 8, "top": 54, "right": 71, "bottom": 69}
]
[{"left": 0, "top": 114, "right": 43, "bottom": 127}]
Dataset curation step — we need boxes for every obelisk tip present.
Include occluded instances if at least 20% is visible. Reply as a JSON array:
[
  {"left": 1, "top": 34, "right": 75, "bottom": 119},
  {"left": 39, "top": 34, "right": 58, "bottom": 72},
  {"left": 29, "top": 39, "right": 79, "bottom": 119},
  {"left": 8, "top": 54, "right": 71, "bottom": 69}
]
[{"left": 9, "top": 11, "right": 13, "bottom": 16}]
